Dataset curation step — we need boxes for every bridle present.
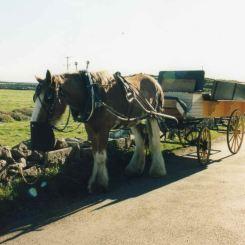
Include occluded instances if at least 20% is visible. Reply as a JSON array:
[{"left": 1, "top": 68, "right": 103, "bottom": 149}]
[
  {"left": 33, "top": 82, "right": 64, "bottom": 122},
  {"left": 33, "top": 82, "right": 76, "bottom": 132}
]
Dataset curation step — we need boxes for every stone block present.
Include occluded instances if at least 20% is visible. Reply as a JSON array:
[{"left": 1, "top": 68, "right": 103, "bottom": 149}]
[
  {"left": 11, "top": 142, "right": 31, "bottom": 160},
  {"left": 108, "top": 137, "right": 132, "bottom": 150},
  {"left": 55, "top": 138, "right": 68, "bottom": 150},
  {"left": 27, "top": 150, "right": 44, "bottom": 163},
  {"left": 0, "top": 160, "right": 7, "bottom": 180},
  {"left": 44, "top": 147, "right": 73, "bottom": 165}
]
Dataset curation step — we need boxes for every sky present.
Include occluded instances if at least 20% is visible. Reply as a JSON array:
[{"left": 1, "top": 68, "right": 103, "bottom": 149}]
[{"left": 0, "top": 0, "right": 245, "bottom": 82}]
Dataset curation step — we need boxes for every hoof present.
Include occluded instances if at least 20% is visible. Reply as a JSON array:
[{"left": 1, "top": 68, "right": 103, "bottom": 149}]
[
  {"left": 125, "top": 165, "right": 144, "bottom": 177},
  {"left": 88, "top": 182, "right": 108, "bottom": 194},
  {"left": 149, "top": 166, "right": 167, "bottom": 178}
]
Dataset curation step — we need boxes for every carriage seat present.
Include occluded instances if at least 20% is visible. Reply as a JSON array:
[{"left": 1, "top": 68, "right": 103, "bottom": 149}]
[
  {"left": 163, "top": 95, "right": 189, "bottom": 119},
  {"left": 158, "top": 70, "right": 206, "bottom": 119},
  {"left": 202, "top": 80, "right": 245, "bottom": 101},
  {"left": 164, "top": 96, "right": 188, "bottom": 113}
]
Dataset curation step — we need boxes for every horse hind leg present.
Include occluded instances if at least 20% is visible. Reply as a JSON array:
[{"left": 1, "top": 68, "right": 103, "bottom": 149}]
[
  {"left": 146, "top": 118, "right": 167, "bottom": 177},
  {"left": 125, "top": 126, "right": 146, "bottom": 176}
]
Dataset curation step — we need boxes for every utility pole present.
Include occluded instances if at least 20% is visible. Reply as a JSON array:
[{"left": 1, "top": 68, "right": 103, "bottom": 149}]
[
  {"left": 86, "top": 60, "right": 90, "bottom": 71},
  {"left": 65, "top": 56, "right": 71, "bottom": 72},
  {"left": 74, "top": 61, "right": 78, "bottom": 72}
]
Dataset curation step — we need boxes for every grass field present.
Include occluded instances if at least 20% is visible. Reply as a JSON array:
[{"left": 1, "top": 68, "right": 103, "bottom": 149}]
[
  {"left": 0, "top": 89, "right": 87, "bottom": 146},
  {"left": 0, "top": 89, "right": 34, "bottom": 112}
]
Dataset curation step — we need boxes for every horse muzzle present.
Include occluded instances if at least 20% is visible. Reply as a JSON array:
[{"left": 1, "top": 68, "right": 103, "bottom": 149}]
[{"left": 30, "top": 122, "right": 56, "bottom": 151}]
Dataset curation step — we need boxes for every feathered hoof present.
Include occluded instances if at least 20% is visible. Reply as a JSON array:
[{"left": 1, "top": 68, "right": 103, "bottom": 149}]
[
  {"left": 149, "top": 167, "right": 167, "bottom": 178},
  {"left": 125, "top": 165, "right": 144, "bottom": 177},
  {"left": 88, "top": 181, "right": 109, "bottom": 194}
]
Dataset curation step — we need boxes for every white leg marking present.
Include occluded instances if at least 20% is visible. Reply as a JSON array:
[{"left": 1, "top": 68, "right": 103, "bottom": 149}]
[
  {"left": 147, "top": 119, "right": 167, "bottom": 177},
  {"left": 125, "top": 126, "right": 145, "bottom": 176},
  {"left": 31, "top": 93, "right": 44, "bottom": 122},
  {"left": 88, "top": 150, "right": 108, "bottom": 192}
]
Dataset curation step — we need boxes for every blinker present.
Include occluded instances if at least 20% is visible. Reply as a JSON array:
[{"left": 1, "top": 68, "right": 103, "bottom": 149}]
[
  {"left": 30, "top": 122, "right": 55, "bottom": 151},
  {"left": 33, "top": 84, "right": 42, "bottom": 102}
]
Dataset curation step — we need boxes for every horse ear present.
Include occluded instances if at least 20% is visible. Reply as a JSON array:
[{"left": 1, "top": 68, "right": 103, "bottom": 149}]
[
  {"left": 35, "top": 76, "right": 43, "bottom": 83},
  {"left": 46, "top": 70, "right": 52, "bottom": 83}
]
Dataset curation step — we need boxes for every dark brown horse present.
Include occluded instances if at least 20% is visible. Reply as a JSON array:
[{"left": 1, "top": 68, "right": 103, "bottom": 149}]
[{"left": 31, "top": 70, "right": 168, "bottom": 192}]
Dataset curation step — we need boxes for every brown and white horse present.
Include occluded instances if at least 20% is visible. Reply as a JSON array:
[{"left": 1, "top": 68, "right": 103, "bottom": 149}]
[{"left": 31, "top": 70, "right": 167, "bottom": 192}]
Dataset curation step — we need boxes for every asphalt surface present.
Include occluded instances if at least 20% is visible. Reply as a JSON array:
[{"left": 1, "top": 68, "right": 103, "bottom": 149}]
[{"left": 1, "top": 137, "right": 245, "bottom": 245}]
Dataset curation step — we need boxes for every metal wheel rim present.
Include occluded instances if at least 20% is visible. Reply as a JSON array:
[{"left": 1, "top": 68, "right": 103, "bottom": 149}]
[
  {"left": 227, "top": 109, "right": 244, "bottom": 154},
  {"left": 197, "top": 127, "right": 211, "bottom": 165}
]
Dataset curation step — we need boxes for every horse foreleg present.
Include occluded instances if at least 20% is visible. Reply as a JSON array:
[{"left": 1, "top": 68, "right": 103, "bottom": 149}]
[
  {"left": 146, "top": 119, "right": 167, "bottom": 177},
  {"left": 125, "top": 126, "right": 146, "bottom": 176},
  {"left": 88, "top": 131, "right": 109, "bottom": 193}
]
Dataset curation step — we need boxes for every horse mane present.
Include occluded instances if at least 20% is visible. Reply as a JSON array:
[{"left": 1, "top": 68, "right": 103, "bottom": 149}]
[
  {"left": 60, "top": 71, "right": 114, "bottom": 86},
  {"left": 125, "top": 73, "right": 144, "bottom": 77},
  {"left": 90, "top": 71, "right": 115, "bottom": 86}
]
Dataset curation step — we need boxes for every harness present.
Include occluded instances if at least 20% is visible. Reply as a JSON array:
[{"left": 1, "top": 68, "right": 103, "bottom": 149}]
[
  {"left": 33, "top": 71, "right": 178, "bottom": 130},
  {"left": 70, "top": 71, "right": 151, "bottom": 123},
  {"left": 70, "top": 71, "right": 103, "bottom": 123},
  {"left": 69, "top": 71, "right": 149, "bottom": 123},
  {"left": 112, "top": 72, "right": 178, "bottom": 123}
]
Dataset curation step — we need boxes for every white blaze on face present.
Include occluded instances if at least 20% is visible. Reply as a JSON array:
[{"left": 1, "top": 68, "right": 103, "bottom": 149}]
[{"left": 31, "top": 92, "right": 44, "bottom": 122}]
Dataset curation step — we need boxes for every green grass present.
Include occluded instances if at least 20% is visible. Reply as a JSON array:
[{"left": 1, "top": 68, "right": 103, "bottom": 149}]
[
  {"left": 0, "top": 89, "right": 34, "bottom": 112},
  {"left": 0, "top": 88, "right": 33, "bottom": 144},
  {"left": 0, "top": 119, "right": 87, "bottom": 147},
  {"left": 0, "top": 89, "right": 87, "bottom": 146}
]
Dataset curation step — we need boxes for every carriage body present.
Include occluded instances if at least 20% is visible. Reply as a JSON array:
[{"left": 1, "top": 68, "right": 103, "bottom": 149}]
[
  {"left": 159, "top": 70, "right": 245, "bottom": 119},
  {"left": 158, "top": 70, "right": 245, "bottom": 164}
]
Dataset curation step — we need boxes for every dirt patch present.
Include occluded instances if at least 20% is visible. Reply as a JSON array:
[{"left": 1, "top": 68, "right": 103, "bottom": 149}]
[
  {"left": 0, "top": 108, "right": 32, "bottom": 122},
  {"left": 12, "top": 108, "right": 33, "bottom": 117},
  {"left": 0, "top": 112, "right": 14, "bottom": 123}
]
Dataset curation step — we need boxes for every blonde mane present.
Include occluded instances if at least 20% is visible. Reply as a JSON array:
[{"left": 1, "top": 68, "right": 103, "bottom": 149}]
[{"left": 91, "top": 71, "right": 114, "bottom": 86}]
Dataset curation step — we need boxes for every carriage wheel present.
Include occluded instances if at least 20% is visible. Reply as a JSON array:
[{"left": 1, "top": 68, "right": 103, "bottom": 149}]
[
  {"left": 177, "top": 129, "right": 185, "bottom": 145},
  {"left": 178, "top": 128, "right": 199, "bottom": 145},
  {"left": 197, "top": 127, "right": 211, "bottom": 165},
  {"left": 227, "top": 109, "right": 244, "bottom": 154}
]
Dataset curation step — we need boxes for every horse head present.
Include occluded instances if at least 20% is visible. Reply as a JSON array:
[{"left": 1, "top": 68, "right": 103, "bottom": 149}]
[
  {"left": 31, "top": 70, "right": 66, "bottom": 124},
  {"left": 31, "top": 70, "right": 67, "bottom": 151}
]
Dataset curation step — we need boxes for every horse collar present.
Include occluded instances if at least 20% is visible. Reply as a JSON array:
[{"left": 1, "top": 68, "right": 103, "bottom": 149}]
[{"left": 70, "top": 71, "right": 102, "bottom": 123}]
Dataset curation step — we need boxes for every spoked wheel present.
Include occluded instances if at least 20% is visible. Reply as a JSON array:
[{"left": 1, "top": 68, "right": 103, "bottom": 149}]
[
  {"left": 161, "top": 130, "right": 180, "bottom": 143},
  {"left": 178, "top": 128, "right": 199, "bottom": 146},
  {"left": 227, "top": 109, "right": 244, "bottom": 154},
  {"left": 197, "top": 127, "right": 211, "bottom": 165}
]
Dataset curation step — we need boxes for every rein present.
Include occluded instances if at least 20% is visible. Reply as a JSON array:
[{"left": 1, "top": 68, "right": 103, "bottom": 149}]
[
  {"left": 34, "top": 71, "right": 178, "bottom": 132},
  {"left": 35, "top": 84, "right": 81, "bottom": 133},
  {"left": 70, "top": 71, "right": 155, "bottom": 123},
  {"left": 52, "top": 108, "right": 82, "bottom": 133},
  {"left": 70, "top": 71, "right": 178, "bottom": 124},
  {"left": 113, "top": 72, "right": 178, "bottom": 123}
]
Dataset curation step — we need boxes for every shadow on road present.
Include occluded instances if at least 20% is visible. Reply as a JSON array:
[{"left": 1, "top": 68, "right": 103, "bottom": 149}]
[{"left": 0, "top": 150, "right": 208, "bottom": 243}]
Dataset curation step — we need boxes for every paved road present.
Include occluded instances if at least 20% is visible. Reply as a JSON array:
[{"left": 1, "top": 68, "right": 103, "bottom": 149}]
[{"left": 1, "top": 138, "right": 245, "bottom": 245}]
